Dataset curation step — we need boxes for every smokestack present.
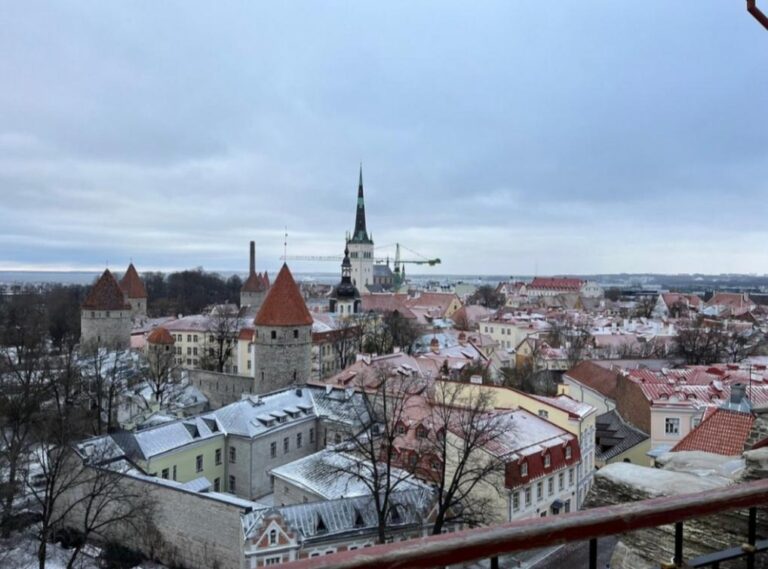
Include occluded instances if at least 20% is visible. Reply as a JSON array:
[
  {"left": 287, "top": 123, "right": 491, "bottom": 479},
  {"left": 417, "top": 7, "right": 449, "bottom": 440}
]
[{"left": 249, "top": 241, "right": 255, "bottom": 276}]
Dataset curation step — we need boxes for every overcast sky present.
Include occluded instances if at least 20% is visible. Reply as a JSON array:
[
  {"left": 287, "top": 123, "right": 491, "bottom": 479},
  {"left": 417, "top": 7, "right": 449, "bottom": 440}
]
[{"left": 1, "top": 1, "right": 767, "bottom": 276}]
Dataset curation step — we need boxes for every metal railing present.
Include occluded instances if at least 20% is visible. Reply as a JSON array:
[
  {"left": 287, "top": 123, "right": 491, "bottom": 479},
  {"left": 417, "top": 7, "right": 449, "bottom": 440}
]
[{"left": 280, "top": 478, "right": 768, "bottom": 569}]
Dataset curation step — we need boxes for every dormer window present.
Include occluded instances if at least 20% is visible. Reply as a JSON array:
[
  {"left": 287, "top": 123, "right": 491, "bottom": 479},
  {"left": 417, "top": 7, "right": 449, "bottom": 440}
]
[{"left": 520, "top": 461, "right": 528, "bottom": 477}]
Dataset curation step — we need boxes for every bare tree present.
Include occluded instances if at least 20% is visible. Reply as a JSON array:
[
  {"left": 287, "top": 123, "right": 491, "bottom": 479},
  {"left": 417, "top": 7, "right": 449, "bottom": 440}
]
[
  {"left": 80, "top": 342, "right": 132, "bottom": 435},
  {"left": 332, "top": 316, "right": 362, "bottom": 372},
  {"left": 26, "top": 383, "right": 151, "bottom": 569},
  {"left": 426, "top": 381, "right": 506, "bottom": 533},
  {"left": 0, "top": 292, "right": 52, "bottom": 536},
  {"left": 200, "top": 305, "right": 240, "bottom": 373},
  {"left": 144, "top": 342, "right": 179, "bottom": 408},
  {"left": 331, "top": 367, "right": 425, "bottom": 544}
]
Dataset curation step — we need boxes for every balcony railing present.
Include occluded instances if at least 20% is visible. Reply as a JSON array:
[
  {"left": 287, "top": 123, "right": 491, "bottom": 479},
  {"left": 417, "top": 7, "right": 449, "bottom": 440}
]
[{"left": 281, "top": 478, "right": 768, "bottom": 569}]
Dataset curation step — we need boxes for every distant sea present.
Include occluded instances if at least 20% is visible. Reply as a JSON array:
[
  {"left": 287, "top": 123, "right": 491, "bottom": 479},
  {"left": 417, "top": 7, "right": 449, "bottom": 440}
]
[{"left": 0, "top": 270, "right": 508, "bottom": 287}]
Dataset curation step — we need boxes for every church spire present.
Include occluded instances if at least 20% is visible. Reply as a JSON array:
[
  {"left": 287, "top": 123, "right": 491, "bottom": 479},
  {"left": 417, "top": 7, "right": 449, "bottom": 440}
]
[{"left": 351, "top": 164, "right": 372, "bottom": 244}]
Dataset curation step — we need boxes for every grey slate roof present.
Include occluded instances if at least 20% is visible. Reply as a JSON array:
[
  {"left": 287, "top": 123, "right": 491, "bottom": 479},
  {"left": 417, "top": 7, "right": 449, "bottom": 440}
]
[
  {"left": 595, "top": 409, "right": 649, "bottom": 461},
  {"left": 243, "top": 487, "right": 433, "bottom": 542}
]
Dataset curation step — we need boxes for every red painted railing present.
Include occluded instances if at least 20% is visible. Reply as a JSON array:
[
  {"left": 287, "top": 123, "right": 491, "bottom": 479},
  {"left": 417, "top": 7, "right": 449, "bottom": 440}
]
[{"left": 281, "top": 478, "right": 768, "bottom": 569}]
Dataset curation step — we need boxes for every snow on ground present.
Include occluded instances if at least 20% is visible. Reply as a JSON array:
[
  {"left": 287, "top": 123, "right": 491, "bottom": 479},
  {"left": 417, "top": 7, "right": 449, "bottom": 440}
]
[{"left": 0, "top": 532, "right": 168, "bottom": 569}]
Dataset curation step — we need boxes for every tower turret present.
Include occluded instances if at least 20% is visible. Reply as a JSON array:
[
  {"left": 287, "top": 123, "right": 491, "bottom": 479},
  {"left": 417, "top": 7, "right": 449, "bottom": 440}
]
[
  {"left": 252, "top": 264, "right": 312, "bottom": 393},
  {"left": 329, "top": 245, "right": 361, "bottom": 315}
]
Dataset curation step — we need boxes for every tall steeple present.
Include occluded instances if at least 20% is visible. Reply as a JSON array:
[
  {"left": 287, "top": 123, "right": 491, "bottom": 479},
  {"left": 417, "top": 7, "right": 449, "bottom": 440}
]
[{"left": 351, "top": 164, "right": 372, "bottom": 244}]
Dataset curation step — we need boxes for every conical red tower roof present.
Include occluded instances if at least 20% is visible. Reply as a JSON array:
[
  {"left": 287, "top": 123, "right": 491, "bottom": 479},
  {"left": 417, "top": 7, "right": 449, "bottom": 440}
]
[
  {"left": 254, "top": 264, "right": 312, "bottom": 326},
  {"left": 120, "top": 263, "right": 147, "bottom": 299},
  {"left": 147, "top": 326, "right": 175, "bottom": 345},
  {"left": 82, "top": 270, "right": 131, "bottom": 310}
]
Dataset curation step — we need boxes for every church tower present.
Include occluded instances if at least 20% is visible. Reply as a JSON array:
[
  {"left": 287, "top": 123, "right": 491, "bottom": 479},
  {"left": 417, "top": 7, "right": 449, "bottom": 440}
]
[
  {"left": 252, "top": 264, "right": 312, "bottom": 393},
  {"left": 329, "top": 245, "right": 361, "bottom": 315},
  {"left": 347, "top": 165, "right": 374, "bottom": 292}
]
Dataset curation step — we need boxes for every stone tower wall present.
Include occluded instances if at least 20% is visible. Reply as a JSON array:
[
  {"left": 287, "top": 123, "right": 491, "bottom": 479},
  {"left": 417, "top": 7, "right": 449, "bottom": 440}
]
[
  {"left": 253, "top": 324, "right": 311, "bottom": 394},
  {"left": 127, "top": 297, "right": 147, "bottom": 318},
  {"left": 80, "top": 309, "right": 132, "bottom": 349},
  {"left": 240, "top": 290, "right": 266, "bottom": 311}
]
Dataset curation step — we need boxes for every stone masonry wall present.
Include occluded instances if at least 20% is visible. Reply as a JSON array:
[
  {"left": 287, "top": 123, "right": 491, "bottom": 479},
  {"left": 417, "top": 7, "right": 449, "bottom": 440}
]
[
  {"left": 189, "top": 368, "right": 254, "bottom": 409},
  {"left": 253, "top": 324, "right": 312, "bottom": 395},
  {"left": 59, "top": 469, "right": 247, "bottom": 569},
  {"left": 80, "top": 310, "right": 132, "bottom": 350}
]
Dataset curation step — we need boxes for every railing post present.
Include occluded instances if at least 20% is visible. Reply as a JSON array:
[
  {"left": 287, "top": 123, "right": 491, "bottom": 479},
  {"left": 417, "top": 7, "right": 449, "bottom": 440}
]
[
  {"left": 674, "top": 521, "right": 684, "bottom": 566},
  {"left": 745, "top": 506, "right": 757, "bottom": 569},
  {"left": 589, "top": 537, "right": 597, "bottom": 569}
]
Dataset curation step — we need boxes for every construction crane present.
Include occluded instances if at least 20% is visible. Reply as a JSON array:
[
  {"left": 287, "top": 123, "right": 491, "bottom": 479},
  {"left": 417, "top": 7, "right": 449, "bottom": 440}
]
[{"left": 281, "top": 242, "right": 441, "bottom": 268}]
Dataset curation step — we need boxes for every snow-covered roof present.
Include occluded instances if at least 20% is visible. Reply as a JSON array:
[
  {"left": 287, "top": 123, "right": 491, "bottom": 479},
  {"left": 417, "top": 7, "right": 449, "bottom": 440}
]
[{"left": 270, "top": 449, "right": 421, "bottom": 501}]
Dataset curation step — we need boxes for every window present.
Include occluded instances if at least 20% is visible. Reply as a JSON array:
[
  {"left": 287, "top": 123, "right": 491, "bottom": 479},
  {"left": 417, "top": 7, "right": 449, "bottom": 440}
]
[
  {"left": 520, "top": 461, "right": 528, "bottom": 477},
  {"left": 296, "top": 433, "right": 302, "bottom": 448},
  {"left": 196, "top": 455, "right": 203, "bottom": 472},
  {"left": 558, "top": 472, "right": 564, "bottom": 490},
  {"left": 309, "top": 428, "right": 315, "bottom": 444},
  {"left": 229, "top": 447, "right": 236, "bottom": 464},
  {"left": 229, "top": 475, "right": 236, "bottom": 493},
  {"left": 565, "top": 446, "right": 572, "bottom": 460},
  {"left": 536, "top": 481, "right": 543, "bottom": 501},
  {"left": 161, "top": 468, "right": 169, "bottom": 479},
  {"left": 172, "top": 465, "right": 177, "bottom": 481},
  {"left": 270, "top": 442, "right": 277, "bottom": 458},
  {"left": 543, "top": 453, "right": 551, "bottom": 468},
  {"left": 569, "top": 468, "right": 574, "bottom": 486},
  {"left": 512, "top": 492, "right": 520, "bottom": 511},
  {"left": 269, "top": 529, "right": 277, "bottom": 545},
  {"left": 665, "top": 417, "right": 680, "bottom": 435},
  {"left": 215, "top": 448, "right": 222, "bottom": 465},
  {"left": 214, "top": 477, "right": 220, "bottom": 492},
  {"left": 548, "top": 477, "right": 554, "bottom": 495},
  {"left": 524, "top": 487, "right": 531, "bottom": 506},
  {"left": 283, "top": 437, "right": 289, "bottom": 454}
]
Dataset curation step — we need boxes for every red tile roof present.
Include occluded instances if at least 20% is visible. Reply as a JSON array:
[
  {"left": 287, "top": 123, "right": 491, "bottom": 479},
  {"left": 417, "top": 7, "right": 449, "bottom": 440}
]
[
  {"left": 529, "top": 277, "right": 584, "bottom": 291},
  {"left": 119, "top": 263, "right": 147, "bottom": 299},
  {"left": 147, "top": 326, "right": 175, "bottom": 345},
  {"left": 564, "top": 361, "right": 620, "bottom": 400},
  {"left": 671, "top": 408, "right": 754, "bottom": 456},
  {"left": 242, "top": 270, "right": 270, "bottom": 293},
  {"left": 82, "top": 270, "right": 131, "bottom": 311},
  {"left": 254, "top": 264, "right": 312, "bottom": 327}
]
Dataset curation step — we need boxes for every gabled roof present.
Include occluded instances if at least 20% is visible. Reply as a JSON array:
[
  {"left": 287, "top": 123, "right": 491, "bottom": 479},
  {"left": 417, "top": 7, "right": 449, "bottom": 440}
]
[
  {"left": 564, "top": 361, "right": 619, "bottom": 401},
  {"left": 671, "top": 408, "right": 754, "bottom": 456},
  {"left": 254, "top": 264, "right": 312, "bottom": 327},
  {"left": 82, "top": 269, "right": 131, "bottom": 311},
  {"left": 119, "top": 263, "right": 147, "bottom": 299}
]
